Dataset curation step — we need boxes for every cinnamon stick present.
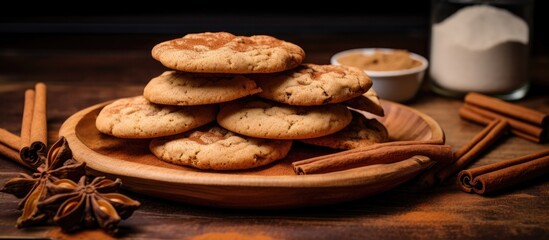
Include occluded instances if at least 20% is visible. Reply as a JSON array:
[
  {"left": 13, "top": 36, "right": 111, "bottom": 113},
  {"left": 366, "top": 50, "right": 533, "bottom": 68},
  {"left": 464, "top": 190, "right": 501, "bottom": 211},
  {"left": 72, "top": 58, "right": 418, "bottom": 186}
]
[
  {"left": 416, "top": 119, "right": 509, "bottom": 188},
  {"left": 30, "top": 82, "right": 47, "bottom": 146},
  {"left": 457, "top": 149, "right": 549, "bottom": 195},
  {"left": 458, "top": 105, "right": 492, "bottom": 125},
  {"left": 292, "top": 143, "right": 452, "bottom": 175},
  {"left": 292, "top": 140, "right": 442, "bottom": 167},
  {"left": 0, "top": 144, "right": 20, "bottom": 162},
  {"left": 0, "top": 128, "right": 35, "bottom": 169},
  {"left": 454, "top": 118, "right": 508, "bottom": 160},
  {"left": 465, "top": 92, "right": 548, "bottom": 127},
  {"left": 459, "top": 104, "right": 542, "bottom": 143},
  {"left": 20, "top": 89, "right": 35, "bottom": 148},
  {"left": 0, "top": 128, "right": 21, "bottom": 163},
  {"left": 510, "top": 131, "right": 540, "bottom": 144},
  {"left": 435, "top": 119, "right": 509, "bottom": 183},
  {"left": 464, "top": 103, "right": 545, "bottom": 142},
  {"left": 0, "top": 128, "right": 21, "bottom": 151},
  {"left": 19, "top": 83, "right": 48, "bottom": 168}
]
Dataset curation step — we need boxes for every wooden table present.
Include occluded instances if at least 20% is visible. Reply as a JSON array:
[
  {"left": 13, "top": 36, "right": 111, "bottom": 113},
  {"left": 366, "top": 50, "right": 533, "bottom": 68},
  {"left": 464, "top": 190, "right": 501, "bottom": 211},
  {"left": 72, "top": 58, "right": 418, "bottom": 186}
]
[{"left": 1, "top": 33, "right": 548, "bottom": 239}]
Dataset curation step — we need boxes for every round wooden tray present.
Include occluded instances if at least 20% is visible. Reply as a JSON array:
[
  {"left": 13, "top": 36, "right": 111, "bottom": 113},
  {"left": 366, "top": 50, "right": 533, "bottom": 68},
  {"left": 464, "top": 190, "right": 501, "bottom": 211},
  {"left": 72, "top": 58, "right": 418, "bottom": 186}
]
[{"left": 59, "top": 100, "right": 444, "bottom": 209}]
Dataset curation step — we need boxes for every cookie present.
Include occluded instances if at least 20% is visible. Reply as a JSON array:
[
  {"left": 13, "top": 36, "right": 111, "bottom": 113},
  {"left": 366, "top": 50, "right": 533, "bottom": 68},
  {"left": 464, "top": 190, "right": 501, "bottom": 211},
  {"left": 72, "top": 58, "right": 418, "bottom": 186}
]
[
  {"left": 95, "top": 96, "right": 216, "bottom": 138},
  {"left": 151, "top": 32, "right": 305, "bottom": 74},
  {"left": 298, "top": 110, "right": 388, "bottom": 149},
  {"left": 344, "top": 88, "right": 385, "bottom": 116},
  {"left": 252, "top": 64, "right": 372, "bottom": 106},
  {"left": 217, "top": 98, "right": 352, "bottom": 139},
  {"left": 149, "top": 124, "right": 292, "bottom": 170},
  {"left": 143, "top": 71, "right": 261, "bottom": 106}
]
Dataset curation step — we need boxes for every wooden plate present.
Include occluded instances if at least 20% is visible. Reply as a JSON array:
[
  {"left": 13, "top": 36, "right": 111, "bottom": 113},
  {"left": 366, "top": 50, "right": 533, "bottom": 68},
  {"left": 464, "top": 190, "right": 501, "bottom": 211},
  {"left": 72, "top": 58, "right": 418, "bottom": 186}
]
[{"left": 59, "top": 100, "right": 444, "bottom": 209}]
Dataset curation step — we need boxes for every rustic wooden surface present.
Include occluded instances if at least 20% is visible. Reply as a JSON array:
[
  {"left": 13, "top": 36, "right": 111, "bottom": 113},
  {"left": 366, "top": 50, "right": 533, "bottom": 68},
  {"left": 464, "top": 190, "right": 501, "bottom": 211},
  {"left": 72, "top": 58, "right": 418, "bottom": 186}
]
[{"left": 1, "top": 33, "right": 549, "bottom": 239}]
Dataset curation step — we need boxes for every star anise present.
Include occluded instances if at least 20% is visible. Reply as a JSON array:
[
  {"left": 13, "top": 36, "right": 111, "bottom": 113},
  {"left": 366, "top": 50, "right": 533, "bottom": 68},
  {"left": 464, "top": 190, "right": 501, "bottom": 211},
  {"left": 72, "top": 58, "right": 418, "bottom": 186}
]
[
  {"left": 0, "top": 137, "right": 86, "bottom": 228},
  {"left": 37, "top": 176, "right": 141, "bottom": 234}
]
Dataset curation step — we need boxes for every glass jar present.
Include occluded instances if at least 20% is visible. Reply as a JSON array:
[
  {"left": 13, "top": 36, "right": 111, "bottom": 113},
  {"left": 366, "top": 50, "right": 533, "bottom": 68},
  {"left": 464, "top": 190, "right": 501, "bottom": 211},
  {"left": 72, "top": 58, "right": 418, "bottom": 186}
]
[{"left": 429, "top": 0, "right": 535, "bottom": 100}]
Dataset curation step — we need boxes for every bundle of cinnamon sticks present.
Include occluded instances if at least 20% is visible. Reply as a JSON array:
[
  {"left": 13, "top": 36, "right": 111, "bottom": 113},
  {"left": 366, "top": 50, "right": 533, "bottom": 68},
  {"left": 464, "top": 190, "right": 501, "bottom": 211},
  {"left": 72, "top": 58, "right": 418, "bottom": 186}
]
[
  {"left": 416, "top": 92, "right": 549, "bottom": 194},
  {"left": 460, "top": 92, "right": 547, "bottom": 143},
  {"left": 451, "top": 93, "right": 549, "bottom": 195},
  {"left": 457, "top": 149, "right": 549, "bottom": 195},
  {"left": 416, "top": 118, "right": 509, "bottom": 188},
  {"left": 0, "top": 83, "right": 48, "bottom": 169}
]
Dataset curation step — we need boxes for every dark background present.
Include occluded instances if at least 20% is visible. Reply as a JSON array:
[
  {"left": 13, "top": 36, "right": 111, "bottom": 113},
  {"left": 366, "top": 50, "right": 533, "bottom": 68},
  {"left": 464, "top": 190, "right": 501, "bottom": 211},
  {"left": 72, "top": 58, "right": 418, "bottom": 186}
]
[
  {"left": 0, "top": 2, "right": 547, "bottom": 87},
  {"left": 1, "top": 2, "right": 546, "bottom": 47}
]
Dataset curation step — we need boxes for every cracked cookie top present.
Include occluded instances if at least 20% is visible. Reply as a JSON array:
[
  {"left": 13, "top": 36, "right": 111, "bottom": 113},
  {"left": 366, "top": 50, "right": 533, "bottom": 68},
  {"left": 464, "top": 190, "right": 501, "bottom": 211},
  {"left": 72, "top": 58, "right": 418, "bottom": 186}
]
[
  {"left": 217, "top": 98, "right": 352, "bottom": 139},
  {"left": 251, "top": 64, "right": 372, "bottom": 106},
  {"left": 149, "top": 124, "right": 292, "bottom": 170},
  {"left": 95, "top": 96, "right": 216, "bottom": 138},
  {"left": 151, "top": 32, "right": 305, "bottom": 74},
  {"left": 143, "top": 71, "right": 262, "bottom": 106}
]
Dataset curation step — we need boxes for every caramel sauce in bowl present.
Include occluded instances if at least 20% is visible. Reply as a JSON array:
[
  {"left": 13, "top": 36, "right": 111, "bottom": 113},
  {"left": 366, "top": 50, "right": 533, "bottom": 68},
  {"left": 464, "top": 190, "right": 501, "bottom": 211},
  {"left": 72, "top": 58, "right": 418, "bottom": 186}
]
[{"left": 331, "top": 48, "right": 428, "bottom": 102}]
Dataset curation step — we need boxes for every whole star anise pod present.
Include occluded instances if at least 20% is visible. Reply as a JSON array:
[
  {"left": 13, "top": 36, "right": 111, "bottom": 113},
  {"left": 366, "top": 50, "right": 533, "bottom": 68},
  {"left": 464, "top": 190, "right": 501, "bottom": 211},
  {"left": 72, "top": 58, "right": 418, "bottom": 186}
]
[
  {"left": 0, "top": 137, "right": 85, "bottom": 228},
  {"left": 37, "top": 176, "right": 141, "bottom": 234}
]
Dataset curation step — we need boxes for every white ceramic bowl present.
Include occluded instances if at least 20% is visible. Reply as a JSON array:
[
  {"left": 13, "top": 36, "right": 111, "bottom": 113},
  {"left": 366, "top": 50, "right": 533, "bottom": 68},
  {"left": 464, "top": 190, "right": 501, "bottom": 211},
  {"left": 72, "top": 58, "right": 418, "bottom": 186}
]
[{"left": 331, "top": 48, "right": 429, "bottom": 102}]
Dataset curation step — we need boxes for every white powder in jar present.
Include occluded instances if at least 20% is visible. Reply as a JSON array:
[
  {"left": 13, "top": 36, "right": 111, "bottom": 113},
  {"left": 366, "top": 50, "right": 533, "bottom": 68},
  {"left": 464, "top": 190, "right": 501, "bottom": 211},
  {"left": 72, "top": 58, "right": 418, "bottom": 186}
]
[{"left": 430, "top": 5, "right": 529, "bottom": 94}]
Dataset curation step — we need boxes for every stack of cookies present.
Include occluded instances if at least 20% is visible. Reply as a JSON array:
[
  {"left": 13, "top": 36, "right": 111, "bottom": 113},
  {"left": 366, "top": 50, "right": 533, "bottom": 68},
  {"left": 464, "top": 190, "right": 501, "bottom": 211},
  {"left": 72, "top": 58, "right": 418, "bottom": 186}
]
[{"left": 95, "top": 32, "right": 388, "bottom": 171}]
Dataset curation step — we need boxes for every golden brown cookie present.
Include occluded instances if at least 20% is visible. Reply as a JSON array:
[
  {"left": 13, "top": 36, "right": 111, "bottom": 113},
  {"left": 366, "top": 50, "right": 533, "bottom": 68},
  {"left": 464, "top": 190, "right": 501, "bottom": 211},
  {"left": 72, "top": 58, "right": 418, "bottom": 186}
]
[
  {"left": 217, "top": 98, "right": 352, "bottom": 139},
  {"left": 95, "top": 96, "right": 216, "bottom": 138},
  {"left": 298, "top": 110, "right": 388, "bottom": 149},
  {"left": 344, "top": 88, "right": 385, "bottom": 116},
  {"left": 252, "top": 64, "right": 372, "bottom": 106},
  {"left": 149, "top": 124, "right": 292, "bottom": 170},
  {"left": 151, "top": 32, "right": 305, "bottom": 73},
  {"left": 143, "top": 71, "right": 261, "bottom": 105}
]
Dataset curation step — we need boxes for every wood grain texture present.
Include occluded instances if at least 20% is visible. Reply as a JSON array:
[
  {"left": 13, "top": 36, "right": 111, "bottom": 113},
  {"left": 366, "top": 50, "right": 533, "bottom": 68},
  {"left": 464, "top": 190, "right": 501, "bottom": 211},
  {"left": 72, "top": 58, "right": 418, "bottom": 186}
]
[{"left": 58, "top": 100, "right": 441, "bottom": 208}]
